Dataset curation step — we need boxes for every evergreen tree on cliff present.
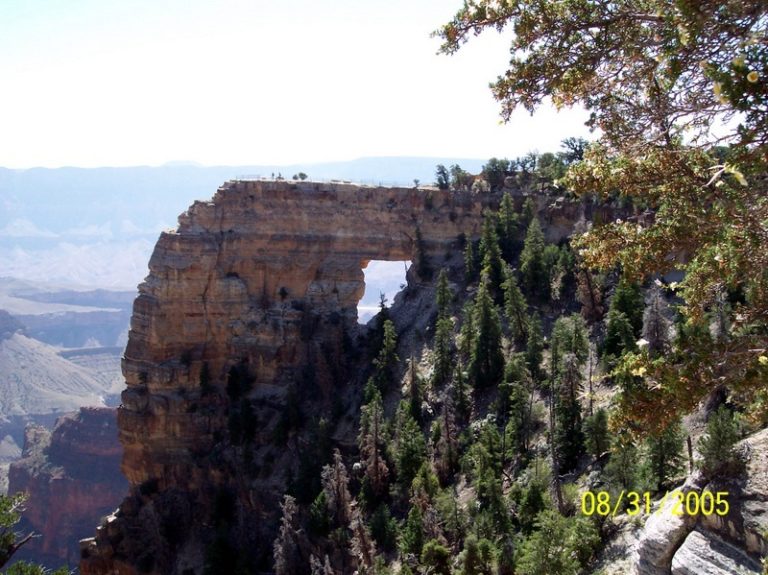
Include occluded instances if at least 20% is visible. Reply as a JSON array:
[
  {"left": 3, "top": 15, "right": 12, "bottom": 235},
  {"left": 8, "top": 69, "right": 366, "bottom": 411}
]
[
  {"left": 497, "top": 191, "right": 519, "bottom": 262},
  {"left": 478, "top": 213, "right": 504, "bottom": 291},
  {"left": 469, "top": 275, "right": 504, "bottom": 388},
  {"left": 436, "top": 0, "right": 768, "bottom": 428},
  {"left": 519, "top": 218, "right": 547, "bottom": 300},
  {"left": 359, "top": 389, "right": 390, "bottom": 500},
  {"left": 433, "top": 270, "right": 455, "bottom": 388},
  {"left": 503, "top": 266, "right": 528, "bottom": 346}
]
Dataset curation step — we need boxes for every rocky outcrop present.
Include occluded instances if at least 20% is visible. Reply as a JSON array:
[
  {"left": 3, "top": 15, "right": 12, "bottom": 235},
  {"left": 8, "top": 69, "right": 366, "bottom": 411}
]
[
  {"left": 8, "top": 407, "right": 126, "bottom": 568},
  {"left": 634, "top": 429, "right": 768, "bottom": 574},
  {"left": 633, "top": 477, "right": 703, "bottom": 575},
  {"left": 671, "top": 530, "right": 762, "bottom": 574},
  {"left": 79, "top": 180, "right": 606, "bottom": 575},
  {"left": 700, "top": 428, "right": 768, "bottom": 557}
]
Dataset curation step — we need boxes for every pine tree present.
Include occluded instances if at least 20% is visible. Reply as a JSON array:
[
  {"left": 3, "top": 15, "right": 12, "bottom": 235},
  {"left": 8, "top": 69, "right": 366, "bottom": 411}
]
[
  {"left": 464, "top": 240, "right": 479, "bottom": 283},
  {"left": 435, "top": 164, "right": 450, "bottom": 190},
  {"left": 602, "top": 309, "right": 637, "bottom": 362},
  {"left": 497, "top": 353, "right": 524, "bottom": 421},
  {"left": 583, "top": 408, "right": 609, "bottom": 461},
  {"left": 698, "top": 406, "right": 743, "bottom": 478},
  {"left": 395, "top": 407, "right": 427, "bottom": 490},
  {"left": 610, "top": 277, "right": 644, "bottom": 337},
  {"left": 450, "top": 164, "right": 473, "bottom": 191},
  {"left": 549, "top": 256, "right": 567, "bottom": 303},
  {"left": 321, "top": 449, "right": 352, "bottom": 527},
  {"left": 482, "top": 157, "right": 511, "bottom": 191},
  {"left": 551, "top": 315, "right": 589, "bottom": 367},
  {"left": 520, "top": 218, "right": 548, "bottom": 300},
  {"left": 497, "top": 536, "right": 516, "bottom": 575},
  {"left": 516, "top": 481, "right": 545, "bottom": 535},
  {"left": 308, "top": 491, "right": 330, "bottom": 536},
  {"left": 470, "top": 424, "right": 505, "bottom": 518},
  {"left": 274, "top": 495, "right": 302, "bottom": 575},
  {"left": 433, "top": 269, "right": 455, "bottom": 389},
  {"left": 349, "top": 508, "right": 377, "bottom": 572},
  {"left": 556, "top": 245, "right": 576, "bottom": 297},
  {"left": 645, "top": 419, "right": 684, "bottom": 492},
  {"left": 405, "top": 357, "right": 423, "bottom": 422},
  {"left": 605, "top": 435, "right": 641, "bottom": 491},
  {"left": 497, "top": 192, "right": 519, "bottom": 262},
  {"left": 372, "top": 319, "right": 399, "bottom": 391},
  {"left": 460, "top": 534, "right": 495, "bottom": 575},
  {"left": 309, "top": 554, "right": 334, "bottom": 575},
  {"left": 478, "top": 212, "right": 504, "bottom": 291},
  {"left": 434, "top": 390, "right": 459, "bottom": 484},
  {"left": 642, "top": 287, "right": 670, "bottom": 357},
  {"left": 452, "top": 362, "right": 471, "bottom": 423},
  {"left": 504, "top": 381, "right": 532, "bottom": 458},
  {"left": 469, "top": 276, "right": 504, "bottom": 388},
  {"left": 358, "top": 390, "right": 390, "bottom": 499},
  {"left": 503, "top": 267, "right": 529, "bottom": 346},
  {"left": 367, "top": 293, "right": 392, "bottom": 373},
  {"left": 400, "top": 505, "right": 424, "bottom": 557},
  {"left": 516, "top": 511, "right": 600, "bottom": 575},
  {"left": 0, "top": 495, "right": 52, "bottom": 573},
  {"left": 554, "top": 353, "right": 584, "bottom": 473},
  {"left": 547, "top": 329, "right": 564, "bottom": 512},
  {"left": 421, "top": 540, "right": 451, "bottom": 575},
  {"left": 521, "top": 197, "right": 536, "bottom": 228},
  {"left": 543, "top": 244, "right": 563, "bottom": 302},
  {"left": 525, "top": 313, "right": 544, "bottom": 383},
  {"left": 369, "top": 504, "right": 398, "bottom": 553},
  {"left": 459, "top": 300, "right": 475, "bottom": 362}
]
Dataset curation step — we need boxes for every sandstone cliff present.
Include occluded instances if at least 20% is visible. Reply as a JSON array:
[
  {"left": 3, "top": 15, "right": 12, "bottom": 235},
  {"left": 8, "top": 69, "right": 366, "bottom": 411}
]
[
  {"left": 79, "top": 180, "right": 614, "bottom": 574},
  {"left": 8, "top": 407, "right": 126, "bottom": 568}
]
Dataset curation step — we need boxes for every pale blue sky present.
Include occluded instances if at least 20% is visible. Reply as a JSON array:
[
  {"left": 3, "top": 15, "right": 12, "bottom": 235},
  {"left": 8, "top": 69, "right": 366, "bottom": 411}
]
[{"left": 0, "top": 0, "right": 591, "bottom": 168}]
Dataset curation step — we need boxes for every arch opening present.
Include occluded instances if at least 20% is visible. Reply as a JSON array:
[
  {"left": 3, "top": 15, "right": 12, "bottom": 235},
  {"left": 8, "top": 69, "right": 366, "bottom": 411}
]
[{"left": 358, "top": 260, "right": 411, "bottom": 324}]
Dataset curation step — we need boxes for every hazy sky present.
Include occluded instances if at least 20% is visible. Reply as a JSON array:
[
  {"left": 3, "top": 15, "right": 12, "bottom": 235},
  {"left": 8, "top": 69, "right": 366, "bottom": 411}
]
[{"left": 1, "top": 0, "right": 591, "bottom": 169}]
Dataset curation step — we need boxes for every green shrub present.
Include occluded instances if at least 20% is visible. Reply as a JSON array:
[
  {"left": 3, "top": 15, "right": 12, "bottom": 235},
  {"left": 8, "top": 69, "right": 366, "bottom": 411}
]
[
  {"left": 699, "top": 406, "right": 743, "bottom": 478},
  {"left": 421, "top": 540, "right": 451, "bottom": 575},
  {"left": 516, "top": 510, "right": 600, "bottom": 575}
]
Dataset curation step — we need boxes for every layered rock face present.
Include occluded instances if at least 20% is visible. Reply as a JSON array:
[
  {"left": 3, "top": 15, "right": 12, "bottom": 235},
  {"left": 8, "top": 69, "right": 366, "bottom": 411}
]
[
  {"left": 80, "top": 181, "right": 598, "bottom": 574},
  {"left": 119, "top": 182, "right": 509, "bottom": 490},
  {"left": 8, "top": 407, "right": 126, "bottom": 568}
]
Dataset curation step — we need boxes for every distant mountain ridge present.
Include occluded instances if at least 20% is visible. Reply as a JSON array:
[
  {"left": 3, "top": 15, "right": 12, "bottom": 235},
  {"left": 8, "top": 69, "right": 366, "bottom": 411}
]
[
  {"left": 0, "top": 158, "right": 485, "bottom": 288},
  {"left": 0, "top": 333, "right": 108, "bottom": 418},
  {"left": 0, "top": 156, "right": 486, "bottom": 237}
]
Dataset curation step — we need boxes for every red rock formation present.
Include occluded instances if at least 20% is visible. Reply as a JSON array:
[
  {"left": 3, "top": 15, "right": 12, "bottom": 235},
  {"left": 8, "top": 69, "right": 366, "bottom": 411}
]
[{"left": 8, "top": 407, "right": 126, "bottom": 568}]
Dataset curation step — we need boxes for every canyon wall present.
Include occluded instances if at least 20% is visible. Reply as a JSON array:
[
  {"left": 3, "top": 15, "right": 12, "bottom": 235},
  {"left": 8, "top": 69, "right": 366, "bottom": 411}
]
[
  {"left": 8, "top": 407, "right": 126, "bottom": 568},
  {"left": 80, "top": 180, "right": 602, "bottom": 574}
]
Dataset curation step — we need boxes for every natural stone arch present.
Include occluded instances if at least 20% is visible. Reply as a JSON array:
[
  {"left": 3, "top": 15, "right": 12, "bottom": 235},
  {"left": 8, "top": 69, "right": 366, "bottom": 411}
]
[
  {"left": 82, "top": 179, "right": 605, "bottom": 574},
  {"left": 117, "top": 180, "right": 491, "bottom": 484}
]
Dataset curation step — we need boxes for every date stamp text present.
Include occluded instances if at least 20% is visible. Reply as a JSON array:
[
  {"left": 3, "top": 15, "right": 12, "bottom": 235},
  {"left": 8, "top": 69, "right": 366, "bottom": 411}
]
[{"left": 580, "top": 490, "right": 729, "bottom": 517}]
